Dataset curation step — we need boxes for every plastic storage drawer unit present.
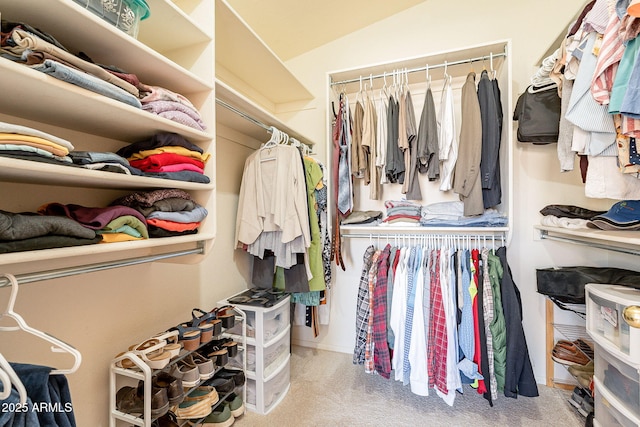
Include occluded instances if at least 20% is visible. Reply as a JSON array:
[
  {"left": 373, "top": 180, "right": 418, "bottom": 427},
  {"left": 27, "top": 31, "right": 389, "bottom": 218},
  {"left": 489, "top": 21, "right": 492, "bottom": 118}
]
[
  {"left": 246, "top": 356, "right": 291, "bottom": 415},
  {"left": 246, "top": 326, "right": 290, "bottom": 378},
  {"left": 586, "top": 284, "right": 640, "bottom": 362}
]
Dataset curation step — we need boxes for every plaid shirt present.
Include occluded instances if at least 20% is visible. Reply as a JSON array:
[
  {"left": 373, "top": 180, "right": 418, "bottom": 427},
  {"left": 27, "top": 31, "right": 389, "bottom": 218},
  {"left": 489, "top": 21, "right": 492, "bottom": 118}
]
[
  {"left": 428, "top": 249, "right": 448, "bottom": 394},
  {"left": 354, "top": 245, "right": 375, "bottom": 364},
  {"left": 365, "top": 250, "right": 381, "bottom": 373},
  {"left": 373, "top": 244, "right": 392, "bottom": 378}
]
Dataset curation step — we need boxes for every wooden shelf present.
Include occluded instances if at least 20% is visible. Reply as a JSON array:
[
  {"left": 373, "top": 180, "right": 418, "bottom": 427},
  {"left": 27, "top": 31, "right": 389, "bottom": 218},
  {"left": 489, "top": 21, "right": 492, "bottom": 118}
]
[
  {"left": 215, "top": 0, "right": 313, "bottom": 109},
  {"left": 536, "top": 225, "right": 640, "bottom": 256}
]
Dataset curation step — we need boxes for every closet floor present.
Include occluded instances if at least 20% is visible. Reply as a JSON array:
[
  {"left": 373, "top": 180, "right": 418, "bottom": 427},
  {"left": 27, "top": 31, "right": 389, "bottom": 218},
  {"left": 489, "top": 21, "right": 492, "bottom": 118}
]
[{"left": 238, "top": 345, "right": 584, "bottom": 426}]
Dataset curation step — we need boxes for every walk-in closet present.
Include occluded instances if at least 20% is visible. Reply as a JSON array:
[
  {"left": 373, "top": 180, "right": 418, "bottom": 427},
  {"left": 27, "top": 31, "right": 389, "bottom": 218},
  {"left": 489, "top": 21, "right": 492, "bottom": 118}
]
[{"left": 1, "top": 0, "right": 639, "bottom": 426}]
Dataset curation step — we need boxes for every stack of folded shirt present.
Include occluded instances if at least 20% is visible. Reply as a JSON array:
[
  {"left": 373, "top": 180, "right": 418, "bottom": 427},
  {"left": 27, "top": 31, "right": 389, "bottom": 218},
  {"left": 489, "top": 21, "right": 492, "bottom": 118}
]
[
  {"left": 110, "top": 189, "right": 207, "bottom": 238},
  {"left": 381, "top": 200, "right": 422, "bottom": 226},
  {"left": 1, "top": 22, "right": 141, "bottom": 108},
  {"left": 420, "top": 201, "right": 508, "bottom": 227},
  {"left": 68, "top": 151, "right": 139, "bottom": 175},
  {"left": 0, "top": 210, "right": 102, "bottom": 253},
  {"left": 0, "top": 122, "right": 76, "bottom": 166},
  {"left": 37, "top": 202, "right": 148, "bottom": 243},
  {"left": 587, "top": 200, "right": 640, "bottom": 230},
  {"left": 116, "top": 133, "right": 211, "bottom": 183},
  {"left": 140, "top": 86, "right": 206, "bottom": 131}
]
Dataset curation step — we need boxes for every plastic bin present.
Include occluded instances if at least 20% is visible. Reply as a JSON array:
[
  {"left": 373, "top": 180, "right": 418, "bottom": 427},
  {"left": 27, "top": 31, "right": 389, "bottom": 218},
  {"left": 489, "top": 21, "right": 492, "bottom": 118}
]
[{"left": 72, "top": 0, "right": 150, "bottom": 38}]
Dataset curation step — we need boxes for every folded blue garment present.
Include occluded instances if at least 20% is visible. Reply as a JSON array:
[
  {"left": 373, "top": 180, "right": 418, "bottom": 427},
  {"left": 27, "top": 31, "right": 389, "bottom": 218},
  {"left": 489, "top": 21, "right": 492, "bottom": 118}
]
[{"left": 30, "top": 59, "right": 142, "bottom": 109}]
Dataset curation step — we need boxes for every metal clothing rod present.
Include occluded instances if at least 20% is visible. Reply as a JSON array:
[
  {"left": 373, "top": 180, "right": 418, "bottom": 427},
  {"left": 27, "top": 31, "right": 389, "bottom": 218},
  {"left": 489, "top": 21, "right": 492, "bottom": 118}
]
[
  {"left": 215, "top": 98, "right": 314, "bottom": 149},
  {"left": 330, "top": 50, "right": 507, "bottom": 87},
  {"left": 216, "top": 98, "right": 270, "bottom": 133},
  {"left": 539, "top": 231, "right": 640, "bottom": 257},
  {"left": 0, "top": 246, "right": 204, "bottom": 287}
]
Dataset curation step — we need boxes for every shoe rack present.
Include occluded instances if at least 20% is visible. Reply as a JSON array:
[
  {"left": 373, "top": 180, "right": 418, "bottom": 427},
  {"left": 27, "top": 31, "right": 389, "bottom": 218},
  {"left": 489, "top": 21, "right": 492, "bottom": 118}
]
[
  {"left": 544, "top": 298, "right": 595, "bottom": 416},
  {"left": 220, "top": 292, "right": 291, "bottom": 415},
  {"left": 108, "top": 307, "right": 247, "bottom": 427}
]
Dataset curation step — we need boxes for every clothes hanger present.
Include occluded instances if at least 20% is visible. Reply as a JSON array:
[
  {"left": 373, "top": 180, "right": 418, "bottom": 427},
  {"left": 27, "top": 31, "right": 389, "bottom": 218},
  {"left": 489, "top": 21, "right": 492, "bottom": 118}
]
[
  {"left": 426, "top": 64, "right": 431, "bottom": 90},
  {"left": 0, "top": 359, "right": 13, "bottom": 401},
  {"left": 263, "top": 126, "right": 280, "bottom": 149},
  {"left": 0, "top": 273, "right": 81, "bottom": 375},
  {"left": 0, "top": 352, "right": 26, "bottom": 404}
]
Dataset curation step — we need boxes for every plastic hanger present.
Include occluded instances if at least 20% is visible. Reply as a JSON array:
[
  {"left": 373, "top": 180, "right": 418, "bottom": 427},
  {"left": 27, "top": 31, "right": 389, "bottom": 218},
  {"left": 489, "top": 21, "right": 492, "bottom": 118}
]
[
  {"left": 0, "top": 352, "right": 26, "bottom": 404},
  {"left": 425, "top": 64, "right": 431, "bottom": 90},
  {"left": 0, "top": 273, "right": 82, "bottom": 375},
  {"left": 0, "top": 359, "right": 13, "bottom": 400},
  {"left": 263, "top": 126, "right": 280, "bottom": 149}
]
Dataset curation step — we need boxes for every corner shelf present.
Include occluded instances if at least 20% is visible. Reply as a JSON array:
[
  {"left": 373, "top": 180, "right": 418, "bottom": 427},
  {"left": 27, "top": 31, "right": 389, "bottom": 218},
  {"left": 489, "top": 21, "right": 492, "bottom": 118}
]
[{"left": 215, "top": 0, "right": 313, "bottom": 111}]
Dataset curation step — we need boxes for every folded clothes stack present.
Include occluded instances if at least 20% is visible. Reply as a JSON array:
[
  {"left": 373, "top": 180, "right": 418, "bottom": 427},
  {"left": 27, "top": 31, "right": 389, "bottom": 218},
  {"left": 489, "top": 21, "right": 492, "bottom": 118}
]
[
  {"left": 111, "top": 188, "right": 207, "bottom": 238},
  {"left": 117, "top": 133, "right": 211, "bottom": 184},
  {"left": 381, "top": 200, "right": 422, "bottom": 226},
  {"left": 420, "top": 201, "right": 508, "bottom": 227},
  {"left": 0, "top": 121, "right": 76, "bottom": 167}
]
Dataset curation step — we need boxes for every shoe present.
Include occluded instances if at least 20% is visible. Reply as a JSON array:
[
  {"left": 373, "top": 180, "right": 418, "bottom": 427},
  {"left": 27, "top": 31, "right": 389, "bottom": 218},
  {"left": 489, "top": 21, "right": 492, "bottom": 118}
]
[
  {"left": 152, "top": 411, "right": 180, "bottom": 427},
  {"left": 209, "top": 376, "right": 235, "bottom": 394},
  {"left": 568, "top": 386, "right": 587, "bottom": 409},
  {"left": 192, "top": 308, "right": 223, "bottom": 337},
  {"left": 567, "top": 360, "right": 594, "bottom": 375},
  {"left": 153, "top": 372, "right": 185, "bottom": 406},
  {"left": 551, "top": 341, "right": 590, "bottom": 366},
  {"left": 198, "top": 344, "right": 228, "bottom": 367},
  {"left": 198, "top": 322, "right": 215, "bottom": 344},
  {"left": 183, "top": 385, "right": 219, "bottom": 406},
  {"left": 171, "top": 324, "right": 202, "bottom": 352},
  {"left": 184, "top": 353, "right": 215, "bottom": 380},
  {"left": 130, "top": 338, "right": 172, "bottom": 370},
  {"left": 200, "top": 404, "right": 234, "bottom": 427},
  {"left": 116, "top": 383, "right": 169, "bottom": 418},
  {"left": 153, "top": 330, "right": 182, "bottom": 358},
  {"left": 215, "top": 368, "right": 245, "bottom": 387},
  {"left": 169, "top": 362, "right": 200, "bottom": 388},
  {"left": 578, "top": 394, "right": 594, "bottom": 417},
  {"left": 212, "top": 306, "right": 236, "bottom": 329},
  {"left": 173, "top": 398, "right": 212, "bottom": 420},
  {"left": 574, "top": 339, "right": 594, "bottom": 359},
  {"left": 223, "top": 392, "right": 244, "bottom": 418}
]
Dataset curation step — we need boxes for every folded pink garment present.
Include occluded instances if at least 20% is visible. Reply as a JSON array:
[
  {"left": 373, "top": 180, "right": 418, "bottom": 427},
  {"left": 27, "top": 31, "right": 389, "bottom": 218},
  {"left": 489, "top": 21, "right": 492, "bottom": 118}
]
[{"left": 144, "top": 163, "right": 204, "bottom": 174}]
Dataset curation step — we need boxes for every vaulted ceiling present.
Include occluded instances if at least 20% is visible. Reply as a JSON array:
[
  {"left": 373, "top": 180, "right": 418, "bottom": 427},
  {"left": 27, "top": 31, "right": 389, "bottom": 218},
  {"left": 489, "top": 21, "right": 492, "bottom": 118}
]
[{"left": 225, "top": 0, "right": 428, "bottom": 61}]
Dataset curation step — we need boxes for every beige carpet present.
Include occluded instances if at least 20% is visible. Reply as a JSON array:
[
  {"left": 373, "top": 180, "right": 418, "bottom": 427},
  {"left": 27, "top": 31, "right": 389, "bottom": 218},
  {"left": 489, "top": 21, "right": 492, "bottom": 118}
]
[{"left": 236, "top": 346, "right": 585, "bottom": 427}]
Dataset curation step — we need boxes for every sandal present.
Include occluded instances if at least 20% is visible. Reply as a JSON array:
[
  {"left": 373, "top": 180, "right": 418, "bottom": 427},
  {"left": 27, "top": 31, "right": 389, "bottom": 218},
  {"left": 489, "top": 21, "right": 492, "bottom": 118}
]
[
  {"left": 191, "top": 308, "right": 222, "bottom": 337},
  {"left": 212, "top": 306, "right": 235, "bottom": 329},
  {"left": 152, "top": 330, "right": 182, "bottom": 358},
  {"left": 130, "top": 339, "right": 172, "bottom": 370},
  {"left": 170, "top": 324, "right": 202, "bottom": 352}
]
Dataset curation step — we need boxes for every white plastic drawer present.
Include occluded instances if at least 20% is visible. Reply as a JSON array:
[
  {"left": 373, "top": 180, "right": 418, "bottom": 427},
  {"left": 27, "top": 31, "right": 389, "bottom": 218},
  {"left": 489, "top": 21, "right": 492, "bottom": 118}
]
[
  {"left": 595, "top": 343, "right": 640, "bottom": 419},
  {"left": 260, "top": 301, "right": 290, "bottom": 346},
  {"left": 586, "top": 284, "right": 640, "bottom": 361},
  {"left": 595, "top": 377, "right": 640, "bottom": 427},
  {"left": 246, "top": 326, "right": 290, "bottom": 379},
  {"left": 246, "top": 356, "right": 290, "bottom": 413}
]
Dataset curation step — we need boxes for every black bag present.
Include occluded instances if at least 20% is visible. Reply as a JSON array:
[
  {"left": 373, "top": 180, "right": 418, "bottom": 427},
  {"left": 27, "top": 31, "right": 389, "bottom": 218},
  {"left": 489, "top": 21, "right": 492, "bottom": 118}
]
[
  {"left": 513, "top": 83, "right": 561, "bottom": 144},
  {"left": 536, "top": 266, "right": 640, "bottom": 314}
]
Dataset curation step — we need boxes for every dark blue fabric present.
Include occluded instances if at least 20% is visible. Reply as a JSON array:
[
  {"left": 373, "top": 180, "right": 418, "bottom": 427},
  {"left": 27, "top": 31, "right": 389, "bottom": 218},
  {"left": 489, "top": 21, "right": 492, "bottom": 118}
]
[
  {"left": 10, "top": 363, "right": 76, "bottom": 427},
  {"left": 0, "top": 387, "right": 40, "bottom": 427}
]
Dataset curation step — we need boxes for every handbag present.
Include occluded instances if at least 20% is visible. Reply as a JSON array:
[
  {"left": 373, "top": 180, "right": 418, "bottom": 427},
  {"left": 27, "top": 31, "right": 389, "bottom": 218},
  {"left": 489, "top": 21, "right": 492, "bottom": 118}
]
[
  {"left": 536, "top": 266, "right": 640, "bottom": 314},
  {"left": 513, "top": 83, "right": 561, "bottom": 144}
]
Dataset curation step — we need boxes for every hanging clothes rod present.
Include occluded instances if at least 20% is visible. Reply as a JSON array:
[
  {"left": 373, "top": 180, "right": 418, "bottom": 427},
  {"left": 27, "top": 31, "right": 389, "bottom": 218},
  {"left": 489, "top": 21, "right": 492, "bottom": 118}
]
[
  {"left": 330, "top": 50, "right": 507, "bottom": 87},
  {"left": 0, "top": 245, "right": 204, "bottom": 288},
  {"left": 340, "top": 231, "right": 507, "bottom": 242},
  {"left": 215, "top": 98, "right": 314, "bottom": 148},
  {"left": 538, "top": 230, "right": 640, "bottom": 257}
]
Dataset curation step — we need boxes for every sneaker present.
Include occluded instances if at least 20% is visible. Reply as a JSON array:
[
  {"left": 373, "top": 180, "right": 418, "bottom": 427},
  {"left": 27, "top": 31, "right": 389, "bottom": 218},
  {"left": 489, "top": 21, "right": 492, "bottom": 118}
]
[
  {"left": 169, "top": 362, "right": 200, "bottom": 388},
  {"left": 568, "top": 386, "right": 586, "bottom": 409},
  {"left": 578, "top": 394, "right": 594, "bottom": 417},
  {"left": 153, "top": 372, "right": 185, "bottom": 406},
  {"left": 116, "top": 383, "right": 169, "bottom": 418},
  {"left": 201, "top": 404, "right": 234, "bottom": 427},
  {"left": 173, "top": 398, "right": 212, "bottom": 420},
  {"left": 224, "top": 392, "right": 244, "bottom": 418},
  {"left": 183, "top": 386, "right": 219, "bottom": 407}
]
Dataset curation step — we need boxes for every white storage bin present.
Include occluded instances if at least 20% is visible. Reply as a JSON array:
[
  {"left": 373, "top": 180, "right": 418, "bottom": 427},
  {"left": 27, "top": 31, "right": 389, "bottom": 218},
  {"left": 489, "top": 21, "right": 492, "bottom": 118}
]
[
  {"left": 595, "top": 343, "right": 640, "bottom": 419},
  {"left": 586, "top": 284, "right": 640, "bottom": 361},
  {"left": 594, "top": 377, "right": 640, "bottom": 427},
  {"left": 260, "top": 300, "right": 290, "bottom": 346}
]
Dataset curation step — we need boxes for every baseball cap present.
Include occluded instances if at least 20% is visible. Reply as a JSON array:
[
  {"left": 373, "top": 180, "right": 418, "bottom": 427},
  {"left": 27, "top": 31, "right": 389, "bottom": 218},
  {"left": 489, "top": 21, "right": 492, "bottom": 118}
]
[{"left": 587, "top": 200, "right": 640, "bottom": 230}]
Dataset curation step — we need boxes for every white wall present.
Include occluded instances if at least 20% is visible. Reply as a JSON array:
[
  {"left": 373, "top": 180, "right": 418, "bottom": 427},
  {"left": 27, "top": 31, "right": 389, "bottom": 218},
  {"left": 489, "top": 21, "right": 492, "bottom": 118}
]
[{"left": 282, "top": 0, "right": 626, "bottom": 386}]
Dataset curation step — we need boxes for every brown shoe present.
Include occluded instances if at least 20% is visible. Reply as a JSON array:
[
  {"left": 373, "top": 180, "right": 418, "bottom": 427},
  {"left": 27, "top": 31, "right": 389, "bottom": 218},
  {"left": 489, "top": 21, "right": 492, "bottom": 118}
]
[
  {"left": 552, "top": 342, "right": 590, "bottom": 366},
  {"left": 153, "top": 372, "right": 185, "bottom": 406},
  {"left": 116, "top": 382, "right": 169, "bottom": 418}
]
